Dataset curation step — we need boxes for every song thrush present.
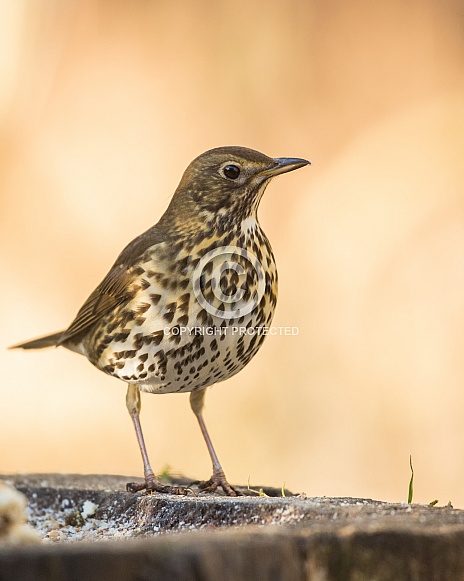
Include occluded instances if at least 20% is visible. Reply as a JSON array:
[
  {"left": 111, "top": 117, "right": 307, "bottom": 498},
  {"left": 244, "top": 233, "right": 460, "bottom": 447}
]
[{"left": 11, "top": 146, "right": 310, "bottom": 496}]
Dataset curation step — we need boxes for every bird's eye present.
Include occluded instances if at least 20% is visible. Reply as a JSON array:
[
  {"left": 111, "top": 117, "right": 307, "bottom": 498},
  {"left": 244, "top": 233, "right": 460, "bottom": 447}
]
[{"left": 223, "top": 164, "right": 241, "bottom": 180}]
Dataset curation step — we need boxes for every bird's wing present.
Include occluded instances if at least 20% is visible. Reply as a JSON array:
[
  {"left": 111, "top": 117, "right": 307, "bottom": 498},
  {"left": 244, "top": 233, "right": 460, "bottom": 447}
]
[
  {"left": 58, "top": 225, "right": 170, "bottom": 345},
  {"left": 57, "top": 268, "right": 134, "bottom": 344}
]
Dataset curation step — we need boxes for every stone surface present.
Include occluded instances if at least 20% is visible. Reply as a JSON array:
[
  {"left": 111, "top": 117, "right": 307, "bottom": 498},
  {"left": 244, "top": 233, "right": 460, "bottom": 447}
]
[{"left": 0, "top": 474, "right": 464, "bottom": 580}]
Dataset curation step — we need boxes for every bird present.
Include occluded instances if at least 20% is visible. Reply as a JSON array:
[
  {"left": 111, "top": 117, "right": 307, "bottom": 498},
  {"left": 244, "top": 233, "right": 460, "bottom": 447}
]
[{"left": 11, "top": 146, "right": 310, "bottom": 496}]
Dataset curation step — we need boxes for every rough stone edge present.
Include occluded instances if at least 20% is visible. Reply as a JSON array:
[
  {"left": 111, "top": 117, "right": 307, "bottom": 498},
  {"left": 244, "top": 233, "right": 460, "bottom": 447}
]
[
  {"left": 4, "top": 473, "right": 464, "bottom": 537},
  {"left": 2, "top": 524, "right": 464, "bottom": 581}
]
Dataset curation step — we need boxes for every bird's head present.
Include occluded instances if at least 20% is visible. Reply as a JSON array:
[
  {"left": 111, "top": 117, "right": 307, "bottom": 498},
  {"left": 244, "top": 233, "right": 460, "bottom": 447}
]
[{"left": 161, "top": 146, "right": 310, "bottom": 234}]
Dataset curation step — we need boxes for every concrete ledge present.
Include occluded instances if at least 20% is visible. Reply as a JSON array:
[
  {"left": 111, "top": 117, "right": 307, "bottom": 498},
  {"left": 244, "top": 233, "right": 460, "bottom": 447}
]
[{"left": 1, "top": 474, "right": 464, "bottom": 580}]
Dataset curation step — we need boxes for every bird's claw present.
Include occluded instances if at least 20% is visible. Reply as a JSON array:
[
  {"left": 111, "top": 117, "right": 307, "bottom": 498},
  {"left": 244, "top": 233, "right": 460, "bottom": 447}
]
[
  {"left": 126, "top": 477, "right": 194, "bottom": 496},
  {"left": 194, "top": 472, "right": 243, "bottom": 496}
]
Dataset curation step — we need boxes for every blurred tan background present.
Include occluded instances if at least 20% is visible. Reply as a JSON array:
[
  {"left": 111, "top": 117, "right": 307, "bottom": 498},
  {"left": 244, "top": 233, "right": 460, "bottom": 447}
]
[{"left": 2, "top": 0, "right": 464, "bottom": 505}]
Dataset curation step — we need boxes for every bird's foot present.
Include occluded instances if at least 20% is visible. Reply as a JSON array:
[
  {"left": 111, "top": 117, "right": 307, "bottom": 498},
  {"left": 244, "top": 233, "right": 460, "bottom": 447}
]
[
  {"left": 194, "top": 470, "right": 243, "bottom": 497},
  {"left": 126, "top": 475, "right": 193, "bottom": 495}
]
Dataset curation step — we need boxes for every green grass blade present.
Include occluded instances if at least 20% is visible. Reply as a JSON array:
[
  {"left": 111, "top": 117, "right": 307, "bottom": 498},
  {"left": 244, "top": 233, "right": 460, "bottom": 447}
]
[{"left": 408, "top": 455, "right": 414, "bottom": 504}]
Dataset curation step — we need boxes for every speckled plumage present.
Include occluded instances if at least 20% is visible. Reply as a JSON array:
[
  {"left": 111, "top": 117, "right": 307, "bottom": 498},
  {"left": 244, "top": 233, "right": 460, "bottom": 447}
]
[
  {"left": 81, "top": 218, "right": 276, "bottom": 394},
  {"left": 12, "top": 146, "right": 309, "bottom": 496}
]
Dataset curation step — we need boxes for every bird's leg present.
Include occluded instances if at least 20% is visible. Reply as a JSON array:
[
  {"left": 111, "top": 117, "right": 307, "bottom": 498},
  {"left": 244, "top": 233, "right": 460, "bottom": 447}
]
[
  {"left": 125, "top": 384, "right": 191, "bottom": 495},
  {"left": 190, "top": 388, "right": 242, "bottom": 496}
]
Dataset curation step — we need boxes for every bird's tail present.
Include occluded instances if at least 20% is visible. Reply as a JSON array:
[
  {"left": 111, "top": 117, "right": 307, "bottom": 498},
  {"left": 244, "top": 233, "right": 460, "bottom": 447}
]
[{"left": 9, "top": 331, "right": 64, "bottom": 350}]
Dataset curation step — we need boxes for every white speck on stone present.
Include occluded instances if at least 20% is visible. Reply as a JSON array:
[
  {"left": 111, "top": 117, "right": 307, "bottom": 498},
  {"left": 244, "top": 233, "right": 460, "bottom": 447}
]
[{"left": 81, "top": 501, "right": 98, "bottom": 519}]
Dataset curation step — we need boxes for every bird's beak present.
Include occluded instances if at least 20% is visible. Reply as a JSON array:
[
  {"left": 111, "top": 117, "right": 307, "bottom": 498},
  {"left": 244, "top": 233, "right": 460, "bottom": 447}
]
[{"left": 259, "top": 157, "right": 311, "bottom": 178}]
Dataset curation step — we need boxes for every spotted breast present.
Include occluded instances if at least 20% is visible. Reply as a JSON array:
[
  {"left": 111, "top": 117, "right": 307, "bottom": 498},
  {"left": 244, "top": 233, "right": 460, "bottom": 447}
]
[{"left": 84, "top": 217, "right": 278, "bottom": 395}]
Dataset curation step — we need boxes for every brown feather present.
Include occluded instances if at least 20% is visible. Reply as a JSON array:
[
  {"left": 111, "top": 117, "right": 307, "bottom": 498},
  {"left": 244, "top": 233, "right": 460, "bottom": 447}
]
[
  {"left": 10, "top": 331, "right": 64, "bottom": 350},
  {"left": 57, "top": 269, "right": 133, "bottom": 345},
  {"left": 57, "top": 225, "right": 169, "bottom": 346}
]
